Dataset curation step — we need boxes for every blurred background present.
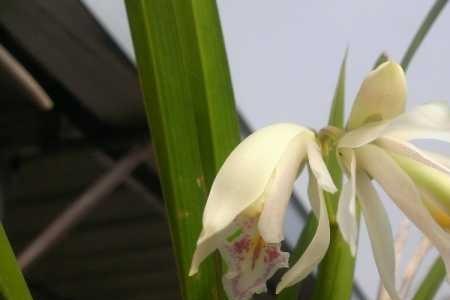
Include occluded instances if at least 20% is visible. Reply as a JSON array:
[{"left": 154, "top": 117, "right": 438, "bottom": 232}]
[{"left": 0, "top": 0, "right": 449, "bottom": 299}]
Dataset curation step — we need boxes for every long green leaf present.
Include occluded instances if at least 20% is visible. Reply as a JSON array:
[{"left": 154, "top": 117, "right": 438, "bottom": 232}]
[
  {"left": 125, "top": 1, "right": 240, "bottom": 299},
  {"left": 325, "top": 51, "right": 347, "bottom": 218},
  {"left": 328, "top": 50, "right": 347, "bottom": 128},
  {"left": 401, "top": 0, "right": 448, "bottom": 70},
  {"left": 412, "top": 258, "right": 446, "bottom": 300},
  {"left": 0, "top": 224, "right": 33, "bottom": 300}
]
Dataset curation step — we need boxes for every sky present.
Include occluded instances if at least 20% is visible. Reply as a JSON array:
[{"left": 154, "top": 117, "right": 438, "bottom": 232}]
[{"left": 81, "top": 1, "right": 450, "bottom": 299}]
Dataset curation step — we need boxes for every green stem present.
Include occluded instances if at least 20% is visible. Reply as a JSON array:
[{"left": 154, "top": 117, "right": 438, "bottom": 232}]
[
  {"left": 0, "top": 224, "right": 33, "bottom": 300},
  {"left": 311, "top": 223, "right": 357, "bottom": 300},
  {"left": 125, "top": 1, "right": 240, "bottom": 299},
  {"left": 412, "top": 258, "right": 446, "bottom": 300},
  {"left": 401, "top": 0, "right": 448, "bottom": 70}
]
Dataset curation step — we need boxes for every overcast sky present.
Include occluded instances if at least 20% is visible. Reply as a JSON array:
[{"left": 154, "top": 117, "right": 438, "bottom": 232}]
[{"left": 81, "top": 1, "right": 450, "bottom": 298}]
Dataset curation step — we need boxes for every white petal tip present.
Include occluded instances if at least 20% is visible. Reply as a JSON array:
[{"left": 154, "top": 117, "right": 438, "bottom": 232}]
[
  {"left": 350, "top": 246, "right": 356, "bottom": 257},
  {"left": 275, "top": 282, "right": 287, "bottom": 295},
  {"left": 324, "top": 184, "right": 338, "bottom": 194},
  {"left": 188, "top": 266, "right": 198, "bottom": 277}
]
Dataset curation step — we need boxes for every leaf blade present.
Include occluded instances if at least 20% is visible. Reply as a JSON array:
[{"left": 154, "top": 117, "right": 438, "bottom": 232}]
[{"left": 125, "top": 1, "right": 239, "bottom": 299}]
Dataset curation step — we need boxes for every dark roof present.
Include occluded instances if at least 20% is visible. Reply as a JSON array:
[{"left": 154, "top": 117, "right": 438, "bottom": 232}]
[{"left": 0, "top": 1, "right": 180, "bottom": 299}]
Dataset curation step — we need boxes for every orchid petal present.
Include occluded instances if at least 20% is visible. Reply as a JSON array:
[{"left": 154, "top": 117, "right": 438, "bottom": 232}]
[
  {"left": 383, "top": 101, "right": 450, "bottom": 142},
  {"left": 338, "top": 120, "right": 390, "bottom": 149},
  {"left": 276, "top": 174, "right": 330, "bottom": 293},
  {"left": 258, "top": 132, "right": 309, "bottom": 243},
  {"left": 422, "top": 150, "right": 450, "bottom": 169},
  {"left": 339, "top": 102, "right": 450, "bottom": 149},
  {"left": 337, "top": 149, "right": 358, "bottom": 256},
  {"left": 190, "top": 123, "right": 311, "bottom": 275},
  {"left": 391, "top": 153, "right": 450, "bottom": 215},
  {"left": 347, "top": 61, "right": 406, "bottom": 130},
  {"left": 376, "top": 137, "right": 450, "bottom": 174},
  {"left": 420, "top": 188, "right": 450, "bottom": 230},
  {"left": 355, "top": 171, "right": 399, "bottom": 300},
  {"left": 307, "top": 140, "right": 338, "bottom": 193},
  {"left": 356, "top": 144, "right": 450, "bottom": 280}
]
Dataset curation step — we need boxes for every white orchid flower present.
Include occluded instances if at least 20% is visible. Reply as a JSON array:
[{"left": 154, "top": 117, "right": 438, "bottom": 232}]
[
  {"left": 336, "top": 60, "right": 450, "bottom": 300},
  {"left": 189, "top": 123, "right": 337, "bottom": 300}
]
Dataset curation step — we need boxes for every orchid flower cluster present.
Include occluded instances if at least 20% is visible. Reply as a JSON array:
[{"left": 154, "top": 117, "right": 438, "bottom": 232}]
[{"left": 189, "top": 60, "right": 450, "bottom": 300}]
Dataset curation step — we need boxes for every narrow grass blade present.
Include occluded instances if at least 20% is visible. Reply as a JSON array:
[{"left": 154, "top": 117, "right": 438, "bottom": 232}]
[
  {"left": 328, "top": 50, "right": 347, "bottom": 129},
  {"left": 401, "top": 0, "right": 448, "bottom": 70},
  {"left": 0, "top": 225, "right": 33, "bottom": 300},
  {"left": 412, "top": 258, "right": 446, "bottom": 300},
  {"left": 125, "top": 1, "right": 240, "bottom": 299},
  {"left": 374, "top": 53, "right": 389, "bottom": 69}
]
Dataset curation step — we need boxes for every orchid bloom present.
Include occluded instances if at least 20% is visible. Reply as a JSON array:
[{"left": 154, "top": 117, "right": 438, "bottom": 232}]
[
  {"left": 336, "top": 60, "right": 450, "bottom": 300},
  {"left": 189, "top": 123, "right": 337, "bottom": 300}
]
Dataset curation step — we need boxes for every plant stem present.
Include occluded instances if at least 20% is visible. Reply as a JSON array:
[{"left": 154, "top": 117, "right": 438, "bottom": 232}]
[{"left": 412, "top": 258, "right": 446, "bottom": 300}]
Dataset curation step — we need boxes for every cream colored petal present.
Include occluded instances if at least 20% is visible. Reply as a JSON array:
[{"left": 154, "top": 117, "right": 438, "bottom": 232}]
[
  {"left": 307, "top": 140, "right": 337, "bottom": 193},
  {"left": 338, "top": 120, "right": 390, "bottom": 149},
  {"left": 423, "top": 150, "right": 450, "bottom": 169},
  {"left": 339, "top": 102, "right": 450, "bottom": 149},
  {"left": 356, "top": 171, "right": 399, "bottom": 300},
  {"left": 356, "top": 144, "right": 450, "bottom": 280},
  {"left": 383, "top": 101, "right": 450, "bottom": 142},
  {"left": 189, "top": 229, "right": 222, "bottom": 275},
  {"left": 258, "top": 132, "right": 309, "bottom": 243},
  {"left": 190, "top": 123, "right": 311, "bottom": 275},
  {"left": 347, "top": 61, "right": 406, "bottom": 130},
  {"left": 376, "top": 137, "right": 450, "bottom": 174},
  {"left": 391, "top": 153, "right": 450, "bottom": 215},
  {"left": 276, "top": 175, "right": 330, "bottom": 293},
  {"left": 420, "top": 188, "right": 450, "bottom": 230},
  {"left": 337, "top": 149, "right": 358, "bottom": 256}
]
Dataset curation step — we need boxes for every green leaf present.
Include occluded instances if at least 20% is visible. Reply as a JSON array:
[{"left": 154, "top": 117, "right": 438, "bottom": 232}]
[
  {"left": 0, "top": 224, "right": 33, "bottom": 300},
  {"left": 326, "top": 50, "right": 347, "bottom": 205},
  {"left": 125, "top": 1, "right": 240, "bottom": 299},
  {"left": 401, "top": 0, "right": 448, "bottom": 71},
  {"left": 328, "top": 49, "right": 347, "bottom": 128},
  {"left": 373, "top": 53, "right": 389, "bottom": 69},
  {"left": 412, "top": 258, "right": 446, "bottom": 300}
]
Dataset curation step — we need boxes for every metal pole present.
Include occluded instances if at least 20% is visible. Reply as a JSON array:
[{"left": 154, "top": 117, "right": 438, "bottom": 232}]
[
  {"left": 18, "top": 146, "right": 151, "bottom": 271},
  {"left": 93, "top": 151, "right": 165, "bottom": 216}
]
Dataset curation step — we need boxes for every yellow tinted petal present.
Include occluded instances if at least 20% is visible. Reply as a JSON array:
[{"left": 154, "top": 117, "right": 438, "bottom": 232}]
[{"left": 347, "top": 61, "right": 406, "bottom": 130}]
